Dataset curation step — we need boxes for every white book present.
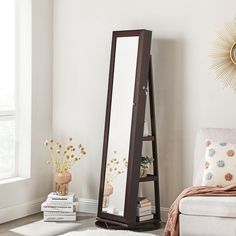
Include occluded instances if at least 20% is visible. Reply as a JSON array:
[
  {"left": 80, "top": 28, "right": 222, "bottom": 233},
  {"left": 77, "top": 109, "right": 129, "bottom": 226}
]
[
  {"left": 41, "top": 202, "right": 75, "bottom": 212},
  {"left": 44, "top": 215, "right": 76, "bottom": 222},
  {"left": 137, "top": 205, "right": 152, "bottom": 213},
  {"left": 48, "top": 192, "right": 75, "bottom": 199},
  {"left": 137, "top": 209, "right": 152, "bottom": 217},
  {"left": 47, "top": 192, "right": 76, "bottom": 203},
  {"left": 138, "top": 214, "right": 153, "bottom": 222},
  {"left": 43, "top": 201, "right": 75, "bottom": 207},
  {"left": 44, "top": 211, "right": 76, "bottom": 216},
  {"left": 137, "top": 202, "right": 151, "bottom": 207}
]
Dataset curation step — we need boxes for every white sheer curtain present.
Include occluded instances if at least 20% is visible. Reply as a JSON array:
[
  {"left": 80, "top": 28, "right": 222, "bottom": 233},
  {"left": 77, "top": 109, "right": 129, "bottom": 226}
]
[{"left": 0, "top": 0, "right": 16, "bottom": 179}]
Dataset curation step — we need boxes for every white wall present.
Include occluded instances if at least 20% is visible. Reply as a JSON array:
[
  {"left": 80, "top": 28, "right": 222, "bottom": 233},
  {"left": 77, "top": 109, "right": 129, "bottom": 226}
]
[
  {"left": 53, "top": 0, "right": 236, "bottom": 211},
  {"left": 0, "top": 0, "right": 53, "bottom": 223}
]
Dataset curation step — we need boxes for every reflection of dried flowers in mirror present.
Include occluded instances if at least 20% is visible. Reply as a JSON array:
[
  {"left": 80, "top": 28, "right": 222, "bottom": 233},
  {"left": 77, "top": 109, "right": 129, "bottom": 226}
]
[
  {"left": 105, "top": 151, "right": 128, "bottom": 184},
  {"left": 44, "top": 138, "right": 86, "bottom": 173},
  {"left": 210, "top": 17, "right": 236, "bottom": 91}
]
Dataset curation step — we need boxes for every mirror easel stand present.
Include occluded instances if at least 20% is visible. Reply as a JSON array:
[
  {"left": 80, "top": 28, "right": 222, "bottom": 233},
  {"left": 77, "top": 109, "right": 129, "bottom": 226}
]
[{"left": 96, "top": 55, "right": 161, "bottom": 230}]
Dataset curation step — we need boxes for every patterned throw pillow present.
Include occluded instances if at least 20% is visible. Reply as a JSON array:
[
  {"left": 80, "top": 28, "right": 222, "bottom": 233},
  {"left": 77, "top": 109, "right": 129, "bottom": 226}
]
[{"left": 202, "top": 140, "right": 236, "bottom": 187}]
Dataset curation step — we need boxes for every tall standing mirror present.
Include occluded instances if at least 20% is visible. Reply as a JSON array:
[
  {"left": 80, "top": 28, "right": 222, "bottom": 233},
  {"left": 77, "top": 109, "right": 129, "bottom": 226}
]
[
  {"left": 102, "top": 36, "right": 139, "bottom": 216},
  {"left": 97, "top": 30, "right": 152, "bottom": 226}
]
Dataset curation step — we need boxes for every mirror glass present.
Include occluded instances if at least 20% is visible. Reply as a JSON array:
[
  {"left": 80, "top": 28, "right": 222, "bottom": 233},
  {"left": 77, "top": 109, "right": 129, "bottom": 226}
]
[
  {"left": 230, "top": 43, "right": 236, "bottom": 64},
  {"left": 102, "top": 36, "right": 139, "bottom": 216}
]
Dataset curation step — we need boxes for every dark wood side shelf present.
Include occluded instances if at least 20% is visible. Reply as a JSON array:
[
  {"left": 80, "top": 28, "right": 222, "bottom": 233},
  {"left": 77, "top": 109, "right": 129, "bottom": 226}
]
[
  {"left": 137, "top": 56, "right": 161, "bottom": 226},
  {"left": 139, "top": 174, "right": 158, "bottom": 182}
]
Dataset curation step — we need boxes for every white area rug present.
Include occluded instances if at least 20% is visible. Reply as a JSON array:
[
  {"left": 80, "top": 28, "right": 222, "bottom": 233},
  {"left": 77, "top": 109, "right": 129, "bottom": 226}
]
[
  {"left": 11, "top": 220, "right": 158, "bottom": 236},
  {"left": 60, "top": 229, "right": 156, "bottom": 236},
  {"left": 11, "top": 220, "right": 81, "bottom": 236}
]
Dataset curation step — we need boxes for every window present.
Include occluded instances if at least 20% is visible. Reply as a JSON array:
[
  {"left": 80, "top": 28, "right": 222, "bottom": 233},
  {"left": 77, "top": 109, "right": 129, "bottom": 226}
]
[
  {"left": 0, "top": 0, "right": 31, "bottom": 180},
  {"left": 0, "top": 0, "right": 16, "bottom": 179}
]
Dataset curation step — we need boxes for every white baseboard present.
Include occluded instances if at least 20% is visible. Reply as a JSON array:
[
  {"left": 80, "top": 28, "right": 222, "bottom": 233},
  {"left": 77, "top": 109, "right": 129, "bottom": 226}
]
[
  {"left": 77, "top": 198, "right": 98, "bottom": 214},
  {"left": 0, "top": 197, "right": 169, "bottom": 224},
  {"left": 0, "top": 197, "right": 44, "bottom": 224},
  {"left": 78, "top": 198, "right": 169, "bottom": 222},
  {"left": 0, "top": 197, "right": 97, "bottom": 224},
  {"left": 151, "top": 206, "right": 169, "bottom": 222},
  {"left": 160, "top": 207, "right": 169, "bottom": 222}
]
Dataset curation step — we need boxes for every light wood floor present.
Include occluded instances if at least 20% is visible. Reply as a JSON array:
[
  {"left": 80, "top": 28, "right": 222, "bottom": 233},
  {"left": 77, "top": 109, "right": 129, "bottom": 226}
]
[{"left": 0, "top": 212, "right": 165, "bottom": 236}]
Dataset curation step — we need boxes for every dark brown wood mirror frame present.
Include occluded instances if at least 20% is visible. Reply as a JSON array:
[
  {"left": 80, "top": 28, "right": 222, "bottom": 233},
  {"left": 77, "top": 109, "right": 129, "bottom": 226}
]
[{"left": 97, "top": 29, "right": 153, "bottom": 227}]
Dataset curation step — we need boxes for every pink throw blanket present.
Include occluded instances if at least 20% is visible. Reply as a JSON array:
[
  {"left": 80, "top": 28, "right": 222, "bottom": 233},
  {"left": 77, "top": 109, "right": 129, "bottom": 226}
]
[{"left": 164, "top": 185, "right": 236, "bottom": 236}]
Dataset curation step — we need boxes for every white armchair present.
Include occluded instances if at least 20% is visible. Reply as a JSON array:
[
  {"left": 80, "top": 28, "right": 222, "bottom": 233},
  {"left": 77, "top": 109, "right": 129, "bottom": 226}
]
[{"left": 179, "top": 128, "right": 236, "bottom": 236}]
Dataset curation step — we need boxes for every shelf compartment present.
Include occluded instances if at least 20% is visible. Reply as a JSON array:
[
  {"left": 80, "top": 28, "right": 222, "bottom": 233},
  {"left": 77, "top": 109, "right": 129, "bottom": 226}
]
[{"left": 139, "top": 174, "right": 158, "bottom": 182}]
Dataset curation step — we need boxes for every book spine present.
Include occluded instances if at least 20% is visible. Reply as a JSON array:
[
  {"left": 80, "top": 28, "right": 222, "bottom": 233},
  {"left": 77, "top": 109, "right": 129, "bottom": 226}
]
[
  {"left": 41, "top": 205, "right": 75, "bottom": 212},
  {"left": 47, "top": 198, "right": 74, "bottom": 203},
  {"left": 137, "top": 206, "right": 152, "bottom": 212},
  {"left": 137, "top": 202, "right": 151, "bottom": 207},
  {"left": 43, "top": 215, "right": 76, "bottom": 222},
  {"left": 138, "top": 214, "right": 154, "bottom": 222},
  {"left": 138, "top": 199, "right": 150, "bottom": 204},
  {"left": 44, "top": 211, "right": 76, "bottom": 216},
  {"left": 137, "top": 210, "right": 152, "bottom": 217},
  {"left": 43, "top": 202, "right": 74, "bottom": 207},
  {"left": 48, "top": 192, "right": 75, "bottom": 198}
]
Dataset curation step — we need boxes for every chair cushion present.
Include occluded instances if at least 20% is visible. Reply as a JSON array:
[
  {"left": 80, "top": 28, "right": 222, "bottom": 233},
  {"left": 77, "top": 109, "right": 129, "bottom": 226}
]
[
  {"left": 179, "top": 196, "right": 236, "bottom": 217},
  {"left": 201, "top": 141, "right": 236, "bottom": 187},
  {"left": 180, "top": 214, "right": 236, "bottom": 236}
]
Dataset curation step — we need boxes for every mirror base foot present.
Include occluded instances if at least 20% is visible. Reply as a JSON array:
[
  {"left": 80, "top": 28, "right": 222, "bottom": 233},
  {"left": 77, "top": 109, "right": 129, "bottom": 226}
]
[{"left": 95, "top": 219, "right": 161, "bottom": 231}]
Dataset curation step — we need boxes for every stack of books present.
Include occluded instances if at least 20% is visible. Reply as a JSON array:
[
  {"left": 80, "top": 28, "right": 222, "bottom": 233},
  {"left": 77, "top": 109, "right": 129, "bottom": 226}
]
[
  {"left": 137, "top": 197, "right": 153, "bottom": 222},
  {"left": 41, "top": 192, "right": 77, "bottom": 222}
]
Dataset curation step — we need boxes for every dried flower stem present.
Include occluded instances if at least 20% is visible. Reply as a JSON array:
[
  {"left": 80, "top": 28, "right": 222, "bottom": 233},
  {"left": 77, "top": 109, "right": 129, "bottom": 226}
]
[{"left": 44, "top": 138, "right": 86, "bottom": 173}]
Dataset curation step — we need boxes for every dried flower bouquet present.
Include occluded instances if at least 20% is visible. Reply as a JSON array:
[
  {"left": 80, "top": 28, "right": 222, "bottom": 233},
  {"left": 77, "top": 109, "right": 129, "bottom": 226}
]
[{"left": 44, "top": 137, "right": 86, "bottom": 173}]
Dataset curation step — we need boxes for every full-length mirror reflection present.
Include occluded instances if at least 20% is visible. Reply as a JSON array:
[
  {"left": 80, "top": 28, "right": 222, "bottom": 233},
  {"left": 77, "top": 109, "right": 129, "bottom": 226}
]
[{"left": 102, "top": 36, "right": 139, "bottom": 216}]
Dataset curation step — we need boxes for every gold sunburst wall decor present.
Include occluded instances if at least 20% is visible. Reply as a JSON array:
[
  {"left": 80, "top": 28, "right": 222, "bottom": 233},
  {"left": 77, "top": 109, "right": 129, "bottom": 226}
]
[{"left": 210, "top": 17, "right": 236, "bottom": 91}]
